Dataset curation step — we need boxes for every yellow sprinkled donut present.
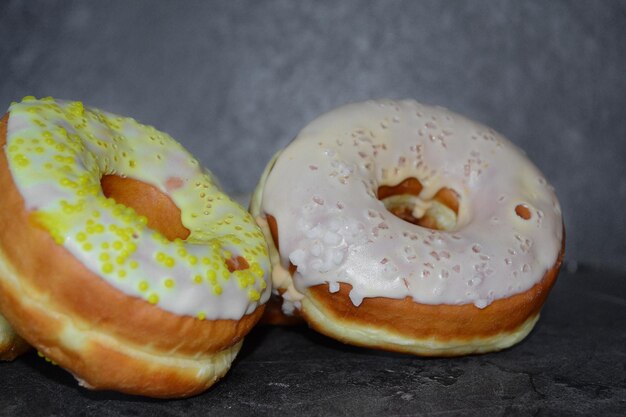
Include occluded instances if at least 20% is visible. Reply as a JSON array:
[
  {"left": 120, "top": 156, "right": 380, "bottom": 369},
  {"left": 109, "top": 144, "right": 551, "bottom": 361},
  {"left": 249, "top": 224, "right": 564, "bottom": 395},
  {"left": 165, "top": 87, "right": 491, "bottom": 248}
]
[{"left": 0, "top": 96, "right": 270, "bottom": 397}]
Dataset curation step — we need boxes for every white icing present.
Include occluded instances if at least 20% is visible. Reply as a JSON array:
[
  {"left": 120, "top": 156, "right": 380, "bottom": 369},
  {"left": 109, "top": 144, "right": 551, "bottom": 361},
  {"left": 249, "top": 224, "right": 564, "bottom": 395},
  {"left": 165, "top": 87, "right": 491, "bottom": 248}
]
[{"left": 258, "top": 99, "right": 563, "bottom": 308}]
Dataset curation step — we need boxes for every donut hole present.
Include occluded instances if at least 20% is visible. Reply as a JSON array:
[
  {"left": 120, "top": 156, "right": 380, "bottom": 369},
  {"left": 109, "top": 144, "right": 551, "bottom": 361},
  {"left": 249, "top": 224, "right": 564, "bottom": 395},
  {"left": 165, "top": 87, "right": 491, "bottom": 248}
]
[
  {"left": 100, "top": 175, "right": 190, "bottom": 241},
  {"left": 377, "top": 178, "right": 460, "bottom": 231},
  {"left": 515, "top": 204, "right": 532, "bottom": 220}
]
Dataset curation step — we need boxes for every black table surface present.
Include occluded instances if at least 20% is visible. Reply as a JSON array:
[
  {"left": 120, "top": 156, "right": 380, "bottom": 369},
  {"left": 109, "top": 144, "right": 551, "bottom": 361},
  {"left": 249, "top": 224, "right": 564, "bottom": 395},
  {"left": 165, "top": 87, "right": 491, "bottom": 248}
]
[{"left": 1, "top": 268, "right": 625, "bottom": 416}]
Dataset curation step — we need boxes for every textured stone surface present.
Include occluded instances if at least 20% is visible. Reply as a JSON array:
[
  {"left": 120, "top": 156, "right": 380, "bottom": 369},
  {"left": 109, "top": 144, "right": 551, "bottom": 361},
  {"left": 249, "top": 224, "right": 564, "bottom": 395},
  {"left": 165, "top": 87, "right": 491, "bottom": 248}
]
[
  {"left": 1, "top": 269, "right": 625, "bottom": 416},
  {"left": 0, "top": 0, "right": 625, "bottom": 269}
]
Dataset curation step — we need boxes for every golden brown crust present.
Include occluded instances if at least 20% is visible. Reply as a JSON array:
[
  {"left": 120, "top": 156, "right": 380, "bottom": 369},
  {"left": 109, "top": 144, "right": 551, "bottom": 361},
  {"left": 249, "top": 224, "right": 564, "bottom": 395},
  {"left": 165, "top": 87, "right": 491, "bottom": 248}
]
[
  {"left": 0, "top": 339, "right": 29, "bottom": 361},
  {"left": 0, "top": 315, "right": 30, "bottom": 361},
  {"left": 0, "top": 279, "right": 242, "bottom": 397},
  {"left": 0, "top": 114, "right": 264, "bottom": 396},
  {"left": 298, "top": 238, "right": 563, "bottom": 356}
]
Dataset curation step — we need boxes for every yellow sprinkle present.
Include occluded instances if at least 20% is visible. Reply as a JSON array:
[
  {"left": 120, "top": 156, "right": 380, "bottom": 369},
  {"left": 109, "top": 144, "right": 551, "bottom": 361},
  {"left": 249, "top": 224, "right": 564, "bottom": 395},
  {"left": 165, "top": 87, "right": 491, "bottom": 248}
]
[
  {"left": 129, "top": 260, "right": 139, "bottom": 269},
  {"left": 68, "top": 101, "right": 84, "bottom": 116},
  {"left": 147, "top": 293, "right": 159, "bottom": 304},
  {"left": 237, "top": 275, "right": 248, "bottom": 289},
  {"left": 207, "top": 270, "right": 217, "bottom": 282},
  {"left": 248, "top": 289, "right": 261, "bottom": 301},
  {"left": 102, "top": 263, "right": 113, "bottom": 274},
  {"left": 164, "top": 257, "right": 175, "bottom": 268},
  {"left": 197, "top": 312, "right": 206, "bottom": 321},
  {"left": 213, "top": 285, "right": 223, "bottom": 295},
  {"left": 164, "top": 278, "right": 175, "bottom": 288},
  {"left": 138, "top": 281, "right": 149, "bottom": 292},
  {"left": 82, "top": 242, "right": 93, "bottom": 251},
  {"left": 194, "top": 275, "right": 203, "bottom": 284}
]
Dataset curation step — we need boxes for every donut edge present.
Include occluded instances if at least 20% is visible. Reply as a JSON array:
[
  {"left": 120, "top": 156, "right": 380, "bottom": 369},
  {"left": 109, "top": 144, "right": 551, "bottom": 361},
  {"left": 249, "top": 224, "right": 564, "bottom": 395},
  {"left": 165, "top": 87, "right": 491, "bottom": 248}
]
[{"left": 0, "top": 313, "right": 29, "bottom": 361}]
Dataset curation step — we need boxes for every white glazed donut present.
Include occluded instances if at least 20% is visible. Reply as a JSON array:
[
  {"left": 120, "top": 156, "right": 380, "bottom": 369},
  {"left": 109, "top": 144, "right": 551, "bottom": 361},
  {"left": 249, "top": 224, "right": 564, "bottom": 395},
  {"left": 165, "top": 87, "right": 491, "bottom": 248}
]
[
  {"left": 251, "top": 99, "right": 564, "bottom": 356},
  {"left": 0, "top": 97, "right": 271, "bottom": 397}
]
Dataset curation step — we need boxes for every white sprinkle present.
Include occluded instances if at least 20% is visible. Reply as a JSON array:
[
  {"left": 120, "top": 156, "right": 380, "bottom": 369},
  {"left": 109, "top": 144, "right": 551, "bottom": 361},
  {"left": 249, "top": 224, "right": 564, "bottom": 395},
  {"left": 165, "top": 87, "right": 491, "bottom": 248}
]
[
  {"left": 349, "top": 289, "right": 364, "bottom": 306},
  {"left": 311, "top": 241, "right": 323, "bottom": 257},
  {"left": 310, "top": 258, "right": 324, "bottom": 271},
  {"left": 402, "top": 246, "right": 416, "bottom": 261},
  {"left": 312, "top": 196, "right": 325, "bottom": 205},
  {"left": 328, "top": 218, "right": 342, "bottom": 232},
  {"left": 289, "top": 249, "right": 306, "bottom": 267},
  {"left": 332, "top": 250, "right": 344, "bottom": 265},
  {"left": 323, "top": 231, "right": 342, "bottom": 246},
  {"left": 304, "top": 225, "right": 322, "bottom": 239}
]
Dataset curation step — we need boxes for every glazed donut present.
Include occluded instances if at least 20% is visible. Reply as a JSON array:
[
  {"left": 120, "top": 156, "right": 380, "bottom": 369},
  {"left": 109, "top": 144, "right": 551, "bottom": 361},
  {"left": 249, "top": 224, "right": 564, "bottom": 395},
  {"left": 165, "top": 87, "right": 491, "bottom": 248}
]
[
  {"left": 251, "top": 99, "right": 564, "bottom": 356},
  {"left": 0, "top": 313, "right": 29, "bottom": 360},
  {"left": 0, "top": 97, "right": 270, "bottom": 397}
]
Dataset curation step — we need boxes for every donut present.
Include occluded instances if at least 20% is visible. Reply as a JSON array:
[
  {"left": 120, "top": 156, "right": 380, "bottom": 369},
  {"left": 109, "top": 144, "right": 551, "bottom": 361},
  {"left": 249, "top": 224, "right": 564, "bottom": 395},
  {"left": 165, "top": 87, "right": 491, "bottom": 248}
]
[
  {"left": 0, "top": 97, "right": 271, "bottom": 397},
  {"left": 251, "top": 99, "right": 564, "bottom": 356},
  {"left": 0, "top": 313, "right": 29, "bottom": 360}
]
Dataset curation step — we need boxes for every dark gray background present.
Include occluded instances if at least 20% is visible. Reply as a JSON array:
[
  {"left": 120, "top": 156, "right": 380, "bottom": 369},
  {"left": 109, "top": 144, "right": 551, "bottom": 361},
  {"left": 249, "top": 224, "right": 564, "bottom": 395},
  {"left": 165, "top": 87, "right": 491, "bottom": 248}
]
[{"left": 1, "top": 0, "right": 625, "bottom": 270}]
